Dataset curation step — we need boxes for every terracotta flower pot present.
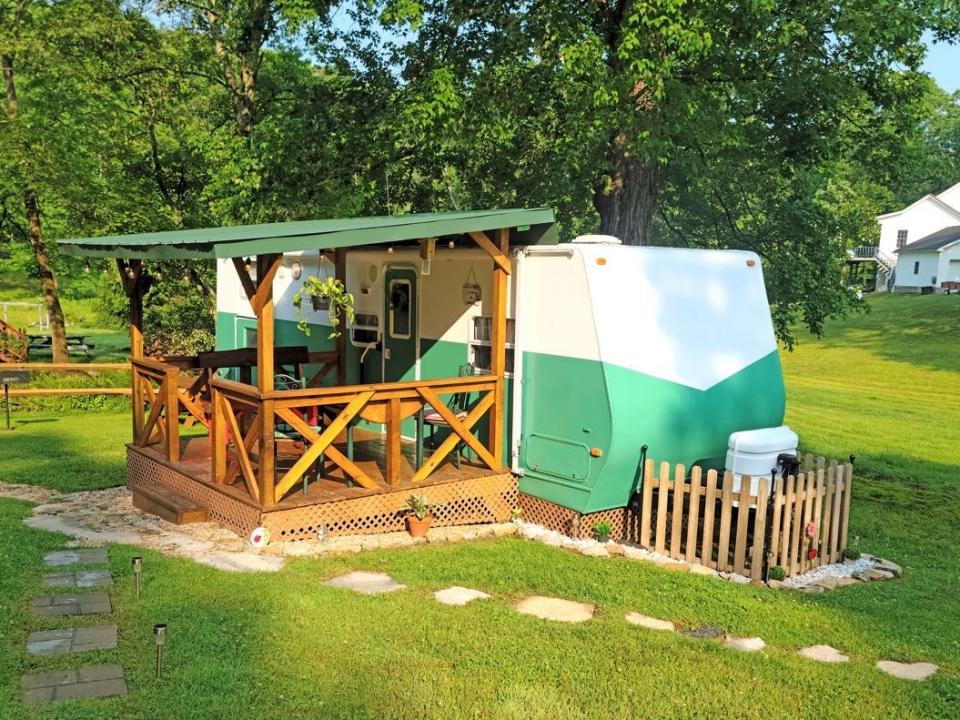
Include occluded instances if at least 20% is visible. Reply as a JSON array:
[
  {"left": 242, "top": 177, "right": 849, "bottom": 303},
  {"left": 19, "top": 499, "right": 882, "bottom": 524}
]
[{"left": 406, "top": 514, "right": 433, "bottom": 538}]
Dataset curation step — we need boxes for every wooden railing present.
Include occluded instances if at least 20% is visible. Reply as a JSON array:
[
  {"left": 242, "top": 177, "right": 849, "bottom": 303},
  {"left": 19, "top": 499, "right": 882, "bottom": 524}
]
[
  {"left": 637, "top": 454, "right": 853, "bottom": 581},
  {"left": 131, "top": 358, "right": 183, "bottom": 463},
  {"left": 209, "top": 374, "right": 501, "bottom": 507}
]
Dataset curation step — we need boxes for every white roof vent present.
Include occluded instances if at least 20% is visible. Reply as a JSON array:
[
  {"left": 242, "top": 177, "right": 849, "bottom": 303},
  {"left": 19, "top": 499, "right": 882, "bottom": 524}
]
[{"left": 572, "top": 234, "right": 622, "bottom": 244}]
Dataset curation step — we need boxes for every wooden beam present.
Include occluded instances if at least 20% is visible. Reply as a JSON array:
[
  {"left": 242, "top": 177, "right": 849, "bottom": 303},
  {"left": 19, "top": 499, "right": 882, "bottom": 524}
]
[
  {"left": 250, "top": 254, "right": 282, "bottom": 314},
  {"left": 273, "top": 391, "right": 374, "bottom": 498},
  {"left": 385, "top": 398, "right": 402, "bottom": 486},
  {"left": 468, "top": 231, "right": 511, "bottom": 274},
  {"left": 412, "top": 391, "right": 495, "bottom": 483},
  {"left": 274, "top": 407, "right": 377, "bottom": 494},
  {"left": 164, "top": 369, "right": 180, "bottom": 463},
  {"left": 488, "top": 227, "right": 509, "bottom": 466},
  {"left": 231, "top": 256, "right": 258, "bottom": 301},
  {"left": 416, "top": 386, "right": 498, "bottom": 470},
  {"left": 220, "top": 395, "right": 259, "bottom": 501}
]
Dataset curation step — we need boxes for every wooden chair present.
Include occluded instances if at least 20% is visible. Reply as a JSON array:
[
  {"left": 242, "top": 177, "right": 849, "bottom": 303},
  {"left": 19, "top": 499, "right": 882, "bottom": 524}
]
[{"left": 420, "top": 363, "right": 475, "bottom": 470}]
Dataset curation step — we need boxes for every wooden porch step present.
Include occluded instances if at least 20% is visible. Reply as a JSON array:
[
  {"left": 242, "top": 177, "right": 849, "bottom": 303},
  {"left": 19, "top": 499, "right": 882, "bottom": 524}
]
[{"left": 132, "top": 486, "right": 208, "bottom": 525}]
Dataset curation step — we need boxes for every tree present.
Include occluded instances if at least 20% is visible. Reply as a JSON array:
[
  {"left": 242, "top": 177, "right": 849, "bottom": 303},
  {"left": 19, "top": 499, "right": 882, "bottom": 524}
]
[{"left": 366, "top": 0, "right": 960, "bottom": 343}]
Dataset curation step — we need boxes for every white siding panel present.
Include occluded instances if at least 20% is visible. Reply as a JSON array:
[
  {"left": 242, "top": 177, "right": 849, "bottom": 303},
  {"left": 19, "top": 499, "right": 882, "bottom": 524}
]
[{"left": 579, "top": 245, "right": 777, "bottom": 391}]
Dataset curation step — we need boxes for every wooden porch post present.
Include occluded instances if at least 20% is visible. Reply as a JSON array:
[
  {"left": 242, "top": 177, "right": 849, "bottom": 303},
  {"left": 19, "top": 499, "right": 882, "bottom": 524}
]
[
  {"left": 488, "top": 228, "right": 509, "bottom": 468},
  {"left": 256, "top": 254, "right": 280, "bottom": 506},
  {"left": 118, "top": 259, "right": 144, "bottom": 441}
]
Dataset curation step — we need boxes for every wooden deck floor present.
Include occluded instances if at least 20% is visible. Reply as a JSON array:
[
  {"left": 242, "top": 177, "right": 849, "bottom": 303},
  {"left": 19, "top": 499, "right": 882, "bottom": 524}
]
[{"left": 140, "top": 428, "right": 497, "bottom": 510}]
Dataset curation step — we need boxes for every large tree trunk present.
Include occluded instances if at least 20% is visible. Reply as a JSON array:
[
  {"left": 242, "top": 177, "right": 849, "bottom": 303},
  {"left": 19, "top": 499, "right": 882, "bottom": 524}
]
[
  {"left": 3, "top": 51, "right": 70, "bottom": 362},
  {"left": 23, "top": 190, "right": 70, "bottom": 363},
  {"left": 593, "top": 132, "right": 660, "bottom": 246}
]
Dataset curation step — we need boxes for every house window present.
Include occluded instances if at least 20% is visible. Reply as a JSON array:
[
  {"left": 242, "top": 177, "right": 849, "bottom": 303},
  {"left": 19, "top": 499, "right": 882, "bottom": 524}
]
[
  {"left": 469, "top": 316, "right": 515, "bottom": 374},
  {"left": 897, "top": 230, "right": 908, "bottom": 248},
  {"left": 914, "top": 261, "right": 920, "bottom": 275},
  {"left": 244, "top": 327, "right": 257, "bottom": 348}
]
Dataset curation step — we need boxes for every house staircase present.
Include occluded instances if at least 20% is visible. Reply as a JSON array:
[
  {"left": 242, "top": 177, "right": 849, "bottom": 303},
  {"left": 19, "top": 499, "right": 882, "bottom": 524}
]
[
  {"left": 0, "top": 319, "right": 28, "bottom": 363},
  {"left": 849, "top": 246, "right": 897, "bottom": 292}
]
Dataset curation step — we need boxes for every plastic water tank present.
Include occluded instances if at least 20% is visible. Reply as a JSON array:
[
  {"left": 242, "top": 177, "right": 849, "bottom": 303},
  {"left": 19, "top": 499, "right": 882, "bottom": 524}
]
[{"left": 725, "top": 425, "right": 799, "bottom": 496}]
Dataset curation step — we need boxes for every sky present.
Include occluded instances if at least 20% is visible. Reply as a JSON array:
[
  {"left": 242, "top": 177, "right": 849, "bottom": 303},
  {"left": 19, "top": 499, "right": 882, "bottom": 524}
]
[{"left": 923, "top": 37, "right": 960, "bottom": 93}]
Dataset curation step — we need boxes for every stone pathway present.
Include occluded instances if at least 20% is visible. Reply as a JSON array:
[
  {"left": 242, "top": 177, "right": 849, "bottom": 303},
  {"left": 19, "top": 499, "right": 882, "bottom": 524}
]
[
  {"left": 799, "top": 645, "right": 849, "bottom": 663},
  {"left": 724, "top": 636, "right": 766, "bottom": 652},
  {"left": 41, "top": 569, "right": 113, "bottom": 589},
  {"left": 625, "top": 612, "right": 675, "bottom": 632},
  {"left": 876, "top": 660, "right": 939, "bottom": 681},
  {"left": 515, "top": 596, "right": 594, "bottom": 623},
  {"left": 31, "top": 592, "right": 112, "bottom": 617},
  {"left": 23, "top": 546, "right": 128, "bottom": 704},
  {"left": 433, "top": 586, "right": 490, "bottom": 606},
  {"left": 21, "top": 664, "right": 127, "bottom": 704},
  {"left": 44, "top": 549, "right": 109, "bottom": 566},
  {"left": 325, "top": 571, "right": 405, "bottom": 594},
  {"left": 27, "top": 626, "right": 118, "bottom": 656}
]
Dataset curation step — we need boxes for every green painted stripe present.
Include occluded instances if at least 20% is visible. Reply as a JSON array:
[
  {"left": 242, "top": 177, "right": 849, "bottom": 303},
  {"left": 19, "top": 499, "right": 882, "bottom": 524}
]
[{"left": 518, "top": 350, "right": 785, "bottom": 513}]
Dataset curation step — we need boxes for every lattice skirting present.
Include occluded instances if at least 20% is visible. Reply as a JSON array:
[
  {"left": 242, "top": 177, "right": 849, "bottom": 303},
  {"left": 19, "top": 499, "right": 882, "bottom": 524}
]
[
  {"left": 519, "top": 493, "right": 641, "bottom": 542},
  {"left": 127, "top": 446, "right": 517, "bottom": 540},
  {"left": 264, "top": 473, "right": 517, "bottom": 541}
]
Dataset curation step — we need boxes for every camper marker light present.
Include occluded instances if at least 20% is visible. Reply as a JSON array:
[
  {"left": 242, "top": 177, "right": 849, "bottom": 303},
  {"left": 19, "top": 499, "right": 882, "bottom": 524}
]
[
  {"left": 132, "top": 556, "right": 143, "bottom": 599},
  {"left": 590, "top": 448, "right": 602, "bottom": 457},
  {"left": 746, "top": 259, "right": 756, "bottom": 267},
  {"left": 153, "top": 624, "right": 167, "bottom": 679}
]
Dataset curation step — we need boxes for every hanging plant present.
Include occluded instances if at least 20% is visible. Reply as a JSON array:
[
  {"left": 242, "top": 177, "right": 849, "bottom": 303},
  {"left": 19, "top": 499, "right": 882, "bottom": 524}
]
[{"left": 293, "top": 276, "right": 355, "bottom": 339}]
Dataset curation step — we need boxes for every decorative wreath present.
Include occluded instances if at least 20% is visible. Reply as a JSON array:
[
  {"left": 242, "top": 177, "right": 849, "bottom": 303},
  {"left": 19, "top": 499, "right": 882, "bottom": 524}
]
[{"left": 249, "top": 526, "right": 271, "bottom": 548}]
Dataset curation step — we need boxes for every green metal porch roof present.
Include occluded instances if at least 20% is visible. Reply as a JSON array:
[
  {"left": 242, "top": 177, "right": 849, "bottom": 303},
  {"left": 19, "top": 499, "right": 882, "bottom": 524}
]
[{"left": 59, "top": 208, "right": 557, "bottom": 259}]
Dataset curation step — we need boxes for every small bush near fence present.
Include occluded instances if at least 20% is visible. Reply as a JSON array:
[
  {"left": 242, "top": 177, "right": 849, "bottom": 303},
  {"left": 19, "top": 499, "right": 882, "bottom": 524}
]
[{"left": 638, "top": 455, "right": 853, "bottom": 581}]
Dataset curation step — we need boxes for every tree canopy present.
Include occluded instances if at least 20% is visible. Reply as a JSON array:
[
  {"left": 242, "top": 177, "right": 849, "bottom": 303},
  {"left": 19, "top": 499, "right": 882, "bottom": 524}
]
[{"left": 1, "top": 0, "right": 958, "bottom": 350}]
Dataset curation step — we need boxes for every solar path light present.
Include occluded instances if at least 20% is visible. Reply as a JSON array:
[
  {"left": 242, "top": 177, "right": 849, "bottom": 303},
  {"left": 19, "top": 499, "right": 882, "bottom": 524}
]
[
  {"left": 153, "top": 623, "right": 167, "bottom": 678},
  {"left": 132, "top": 556, "right": 142, "bottom": 598}
]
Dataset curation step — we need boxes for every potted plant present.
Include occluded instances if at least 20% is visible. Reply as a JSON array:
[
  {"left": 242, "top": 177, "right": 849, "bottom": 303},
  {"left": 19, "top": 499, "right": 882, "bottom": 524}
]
[
  {"left": 293, "top": 276, "right": 355, "bottom": 338},
  {"left": 400, "top": 494, "right": 435, "bottom": 537},
  {"left": 593, "top": 520, "right": 613, "bottom": 543}
]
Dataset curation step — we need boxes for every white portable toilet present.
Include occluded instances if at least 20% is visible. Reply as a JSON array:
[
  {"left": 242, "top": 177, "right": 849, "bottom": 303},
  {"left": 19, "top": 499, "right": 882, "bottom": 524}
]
[{"left": 725, "top": 425, "right": 799, "bottom": 495}]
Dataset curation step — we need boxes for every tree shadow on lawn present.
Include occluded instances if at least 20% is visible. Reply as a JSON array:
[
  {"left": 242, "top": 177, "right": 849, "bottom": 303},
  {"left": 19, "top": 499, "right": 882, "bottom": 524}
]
[
  {"left": 793, "top": 294, "right": 960, "bottom": 375},
  {"left": 0, "top": 413, "right": 127, "bottom": 492}
]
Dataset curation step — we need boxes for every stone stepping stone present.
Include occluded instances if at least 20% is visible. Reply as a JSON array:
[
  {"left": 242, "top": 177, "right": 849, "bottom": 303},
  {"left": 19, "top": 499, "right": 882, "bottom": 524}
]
[
  {"left": 42, "top": 569, "right": 113, "bottom": 589},
  {"left": 433, "top": 586, "right": 490, "bottom": 606},
  {"left": 31, "top": 593, "right": 111, "bottom": 617},
  {"left": 724, "top": 636, "right": 766, "bottom": 652},
  {"left": 798, "top": 645, "right": 849, "bottom": 663},
  {"left": 680, "top": 624, "right": 725, "bottom": 640},
  {"left": 625, "top": 612, "right": 675, "bottom": 632},
  {"left": 21, "top": 664, "right": 127, "bottom": 704},
  {"left": 43, "top": 549, "right": 109, "bottom": 567},
  {"left": 324, "top": 571, "right": 405, "bottom": 595},
  {"left": 27, "top": 626, "right": 117, "bottom": 656},
  {"left": 876, "top": 660, "right": 938, "bottom": 681},
  {"left": 515, "top": 596, "right": 594, "bottom": 623}
]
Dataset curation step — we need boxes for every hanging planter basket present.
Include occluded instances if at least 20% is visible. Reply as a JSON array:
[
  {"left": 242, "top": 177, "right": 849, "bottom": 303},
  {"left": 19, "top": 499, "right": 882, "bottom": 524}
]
[{"left": 310, "top": 294, "right": 331, "bottom": 312}]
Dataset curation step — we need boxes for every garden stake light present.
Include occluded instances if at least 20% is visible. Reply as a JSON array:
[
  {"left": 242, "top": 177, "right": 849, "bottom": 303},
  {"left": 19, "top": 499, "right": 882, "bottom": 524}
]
[
  {"left": 132, "top": 556, "right": 142, "bottom": 598},
  {"left": 154, "top": 624, "right": 167, "bottom": 679}
]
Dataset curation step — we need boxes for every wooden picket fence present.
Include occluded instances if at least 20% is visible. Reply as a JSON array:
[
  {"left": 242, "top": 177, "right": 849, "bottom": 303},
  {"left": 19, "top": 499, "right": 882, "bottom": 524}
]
[{"left": 638, "top": 454, "right": 853, "bottom": 581}]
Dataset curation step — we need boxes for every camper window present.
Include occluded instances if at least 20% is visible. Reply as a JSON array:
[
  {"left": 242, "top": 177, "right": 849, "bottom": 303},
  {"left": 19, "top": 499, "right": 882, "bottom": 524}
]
[
  {"left": 351, "top": 313, "right": 379, "bottom": 346},
  {"left": 388, "top": 280, "right": 412, "bottom": 339},
  {"left": 470, "top": 316, "right": 515, "bottom": 374}
]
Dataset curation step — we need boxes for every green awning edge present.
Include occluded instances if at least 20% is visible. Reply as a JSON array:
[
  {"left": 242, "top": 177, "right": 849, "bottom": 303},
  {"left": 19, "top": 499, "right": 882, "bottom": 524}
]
[{"left": 58, "top": 208, "right": 557, "bottom": 259}]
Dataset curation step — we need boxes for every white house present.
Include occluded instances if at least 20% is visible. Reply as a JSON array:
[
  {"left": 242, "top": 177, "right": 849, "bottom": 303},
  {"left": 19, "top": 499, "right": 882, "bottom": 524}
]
[
  {"left": 893, "top": 226, "right": 960, "bottom": 292},
  {"left": 866, "top": 181, "right": 960, "bottom": 292}
]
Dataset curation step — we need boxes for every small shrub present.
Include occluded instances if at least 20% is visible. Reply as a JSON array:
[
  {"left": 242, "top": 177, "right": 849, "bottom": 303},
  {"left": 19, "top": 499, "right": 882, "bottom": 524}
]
[
  {"left": 842, "top": 547, "right": 861, "bottom": 561},
  {"left": 593, "top": 520, "right": 612, "bottom": 543},
  {"left": 768, "top": 565, "right": 786, "bottom": 582},
  {"left": 510, "top": 507, "right": 523, "bottom": 521}
]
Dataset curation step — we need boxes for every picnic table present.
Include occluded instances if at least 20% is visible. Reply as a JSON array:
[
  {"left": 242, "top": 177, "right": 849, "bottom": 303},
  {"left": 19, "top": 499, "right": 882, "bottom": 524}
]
[{"left": 27, "top": 334, "right": 95, "bottom": 357}]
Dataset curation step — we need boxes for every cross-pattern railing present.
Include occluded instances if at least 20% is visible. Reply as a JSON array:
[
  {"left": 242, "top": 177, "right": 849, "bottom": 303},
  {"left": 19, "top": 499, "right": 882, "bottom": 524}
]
[
  {"left": 131, "top": 358, "right": 183, "bottom": 462},
  {"left": 208, "top": 374, "right": 502, "bottom": 506}
]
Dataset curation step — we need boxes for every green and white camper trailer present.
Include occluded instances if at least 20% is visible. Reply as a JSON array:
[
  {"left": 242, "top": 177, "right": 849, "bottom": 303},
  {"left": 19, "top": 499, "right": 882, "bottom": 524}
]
[{"left": 215, "top": 234, "right": 786, "bottom": 515}]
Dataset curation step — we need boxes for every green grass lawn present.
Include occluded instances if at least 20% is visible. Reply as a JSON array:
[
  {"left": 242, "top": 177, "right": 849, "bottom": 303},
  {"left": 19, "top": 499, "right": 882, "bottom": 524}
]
[{"left": 1, "top": 293, "right": 958, "bottom": 718}]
